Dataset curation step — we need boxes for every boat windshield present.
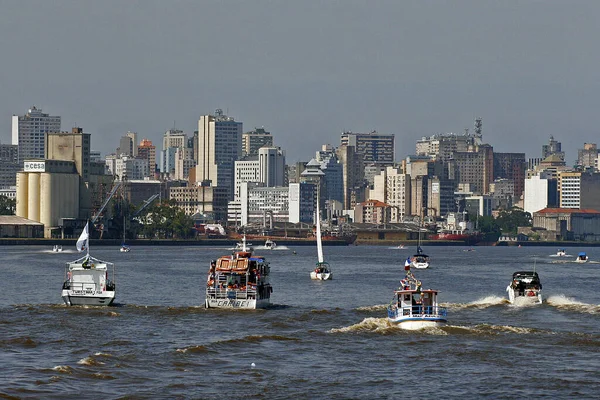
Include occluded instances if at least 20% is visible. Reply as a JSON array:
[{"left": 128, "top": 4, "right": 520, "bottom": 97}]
[{"left": 512, "top": 271, "right": 541, "bottom": 285}]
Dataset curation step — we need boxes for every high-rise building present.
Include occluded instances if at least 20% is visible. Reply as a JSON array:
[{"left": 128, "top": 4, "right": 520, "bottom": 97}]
[
  {"left": 242, "top": 127, "right": 273, "bottom": 157},
  {"left": 524, "top": 173, "right": 558, "bottom": 215},
  {"left": 448, "top": 144, "right": 494, "bottom": 195},
  {"left": 542, "top": 136, "right": 565, "bottom": 161},
  {"left": 493, "top": 152, "right": 526, "bottom": 198},
  {"left": 336, "top": 144, "right": 365, "bottom": 210},
  {"left": 558, "top": 171, "right": 600, "bottom": 210},
  {"left": 196, "top": 109, "right": 242, "bottom": 201},
  {"left": 0, "top": 144, "right": 19, "bottom": 188},
  {"left": 12, "top": 106, "right": 61, "bottom": 163},
  {"left": 370, "top": 166, "right": 411, "bottom": 222},
  {"left": 258, "top": 147, "right": 285, "bottom": 187},
  {"left": 577, "top": 143, "right": 598, "bottom": 170},
  {"left": 137, "top": 139, "right": 156, "bottom": 176},
  {"left": 340, "top": 131, "right": 395, "bottom": 166}
]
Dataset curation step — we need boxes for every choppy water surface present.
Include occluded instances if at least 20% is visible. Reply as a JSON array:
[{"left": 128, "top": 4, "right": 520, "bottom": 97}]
[{"left": 1, "top": 244, "right": 600, "bottom": 399}]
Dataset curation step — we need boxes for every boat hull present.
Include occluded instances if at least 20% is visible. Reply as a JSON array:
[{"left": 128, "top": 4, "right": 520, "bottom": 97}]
[
  {"left": 62, "top": 290, "right": 115, "bottom": 306},
  {"left": 506, "top": 287, "right": 542, "bottom": 304},
  {"left": 388, "top": 317, "right": 447, "bottom": 330},
  {"left": 205, "top": 297, "right": 269, "bottom": 309},
  {"left": 310, "top": 271, "right": 332, "bottom": 280},
  {"left": 411, "top": 261, "right": 429, "bottom": 269}
]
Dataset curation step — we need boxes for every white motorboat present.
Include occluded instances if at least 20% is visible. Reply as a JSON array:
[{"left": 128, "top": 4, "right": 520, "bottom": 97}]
[
  {"left": 205, "top": 236, "right": 272, "bottom": 309},
  {"left": 506, "top": 271, "right": 542, "bottom": 304},
  {"left": 232, "top": 236, "right": 253, "bottom": 251},
  {"left": 62, "top": 222, "right": 116, "bottom": 306},
  {"left": 575, "top": 252, "right": 588, "bottom": 263},
  {"left": 52, "top": 245, "right": 63, "bottom": 253},
  {"left": 120, "top": 245, "right": 130, "bottom": 253},
  {"left": 310, "top": 200, "right": 332, "bottom": 280},
  {"left": 387, "top": 266, "right": 447, "bottom": 330},
  {"left": 551, "top": 248, "right": 568, "bottom": 257},
  {"left": 264, "top": 239, "right": 277, "bottom": 250}
]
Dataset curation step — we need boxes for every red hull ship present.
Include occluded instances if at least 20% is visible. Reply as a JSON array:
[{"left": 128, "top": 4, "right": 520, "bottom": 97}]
[{"left": 429, "top": 230, "right": 482, "bottom": 244}]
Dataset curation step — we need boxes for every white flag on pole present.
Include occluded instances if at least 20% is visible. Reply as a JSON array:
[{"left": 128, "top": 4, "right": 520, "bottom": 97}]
[{"left": 76, "top": 222, "right": 89, "bottom": 252}]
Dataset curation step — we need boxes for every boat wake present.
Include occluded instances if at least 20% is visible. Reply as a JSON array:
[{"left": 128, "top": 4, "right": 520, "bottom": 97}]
[
  {"left": 254, "top": 245, "right": 290, "bottom": 251},
  {"left": 446, "top": 295, "right": 507, "bottom": 310},
  {"left": 355, "top": 304, "right": 388, "bottom": 312},
  {"left": 546, "top": 294, "right": 600, "bottom": 314}
]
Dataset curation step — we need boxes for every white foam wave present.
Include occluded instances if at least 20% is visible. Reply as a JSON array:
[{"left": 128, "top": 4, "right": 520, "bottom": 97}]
[
  {"left": 52, "top": 365, "right": 73, "bottom": 373},
  {"left": 77, "top": 356, "right": 105, "bottom": 366},
  {"left": 546, "top": 294, "right": 600, "bottom": 314},
  {"left": 330, "top": 317, "right": 390, "bottom": 333},
  {"left": 355, "top": 304, "right": 388, "bottom": 312},
  {"left": 446, "top": 295, "right": 506, "bottom": 310}
]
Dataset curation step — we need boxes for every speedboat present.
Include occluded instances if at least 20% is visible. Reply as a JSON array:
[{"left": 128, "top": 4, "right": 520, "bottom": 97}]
[
  {"left": 506, "top": 271, "right": 542, "bottom": 304},
  {"left": 120, "top": 244, "right": 130, "bottom": 253},
  {"left": 205, "top": 236, "right": 272, "bottom": 309},
  {"left": 52, "top": 245, "right": 63, "bottom": 252},
  {"left": 387, "top": 266, "right": 447, "bottom": 330},
  {"left": 232, "top": 235, "right": 253, "bottom": 252},
  {"left": 62, "top": 222, "right": 116, "bottom": 306},
  {"left": 552, "top": 248, "right": 568, "bottom": 257},
  {"left": 264, "top": 239, "right": 277, "bottom": 250},
  {"left": 575, "top": 252, "right": 588, "bottom": 263}
]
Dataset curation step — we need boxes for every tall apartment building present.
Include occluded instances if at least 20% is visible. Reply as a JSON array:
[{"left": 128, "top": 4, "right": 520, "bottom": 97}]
[
  {"left": 558, "top": 171, "right": 600, "bottom": 210},
  {"left": 415, "top": 132, "right": 480, "bottom": 162},
  {"left": 577, "top": 143, "right": 598, "bottom": 170},
  {"left": 174, "top": 147, "right": 196, "bottom": 180},
  {"left": 315, "top": 146, "right": 344, "bottom": 206},
  {"left": 493, "top": 152, "right": 526, "bottom": 198},
  {"left": 0, "top": 144, "right": 19, "bottom": 188},
  {"left": 196, "top": 109, "right": 242, "bottom": 201},
  {"left": 163, "top": 129, "right": 187, "bottom": 150},
  {"left": 242, "top": 127, "right": 273, "bottom": 156},
  {"left": 12, "top": 106, "right": 61, "bottom": 163},
  {"left": 370, "top": 166, "right": 411, "bottom": 222},
  {"left": 340, "top": 131, "right": 394, "bottom": 167},
  {"left": 336, "top": 144, "right": 365, "bottom": 210},
  {"left": 448, "top": 144, "right": 494, "bottom": 195},
  {"left": 137, "top": 139, "right": 156, "bottom": 176}
]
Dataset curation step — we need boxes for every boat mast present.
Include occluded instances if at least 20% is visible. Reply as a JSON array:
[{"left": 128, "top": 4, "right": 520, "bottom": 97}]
[{"left": 316, "top": 198, "right": 324, "bottom": 263}]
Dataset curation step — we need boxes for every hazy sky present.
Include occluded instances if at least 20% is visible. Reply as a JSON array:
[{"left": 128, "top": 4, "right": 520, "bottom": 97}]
[{"left": 2, "top": 0, "right": 599, "bottom": 163}]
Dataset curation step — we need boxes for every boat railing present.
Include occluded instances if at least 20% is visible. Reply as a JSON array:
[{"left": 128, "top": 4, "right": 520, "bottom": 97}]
[
  {"left": 206, "top": 286, "right": 257, "bottom": 300},
  {"left": 387, "top": 305, "right": 448, "bottom": 319}
]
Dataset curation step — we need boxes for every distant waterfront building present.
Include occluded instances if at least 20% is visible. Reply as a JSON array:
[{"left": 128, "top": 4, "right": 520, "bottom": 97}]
[
  {"left": 117, "top": 131, "right": 138, "bottom": 157},
  {"left": 340, "top": 131, "right": 395, "bottom": 166},
  {"left": 12, "top": 106, "right": 61, "bottom": 164},
  {"left": 242, "top": 127, "right": 273, "bottom": 156},
  {"left": 169, "top": 184, "right": 228, "bottom": 220},
  {"left": 415, "top": 132, "right": 480, "bottom": 162},
  {"left": 336, "top": 144, "right": 365, "bottom": 210},
  {"left": 174, "top": 147, "right": 196, "bottom": 180},
  {"left": 196, "top": 109, "right": 242, "bottom": 201}
]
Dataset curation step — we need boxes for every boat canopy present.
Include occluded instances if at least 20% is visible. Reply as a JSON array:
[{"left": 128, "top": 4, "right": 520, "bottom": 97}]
[
  {"left": 512, "top": 271, "right": 541, "bottom": 283},
  {"left": 578, "top": 252, "right": 587, "bottom": 257}
]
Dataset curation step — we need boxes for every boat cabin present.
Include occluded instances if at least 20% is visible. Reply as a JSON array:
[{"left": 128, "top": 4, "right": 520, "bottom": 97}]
[
  {"left": 577, "top": 252, "right": 588, "bottom": 261},
  {"left": 510, "top": 271, "right": 542, "bottom": 293},
  {"left": 391, "top": 288, "right": 441, "bottom": 317}
]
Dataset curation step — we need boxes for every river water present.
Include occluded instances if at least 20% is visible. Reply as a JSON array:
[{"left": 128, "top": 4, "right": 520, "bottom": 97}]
[{"left": 1, "top": 244, "right": 599, "bottom": 399}]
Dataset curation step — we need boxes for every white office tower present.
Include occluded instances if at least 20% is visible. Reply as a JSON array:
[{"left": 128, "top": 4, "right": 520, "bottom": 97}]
[
  {"left": 12, "top": 106, "right": 61, "bottom": 163},
  {"left": 524, "top": 173, "right": 557, "bottom": 215},
  {"left": 197, "top": 109, "right": 242, "bottom": 201},
  {"left": 258, "top": 146, "right": 285, "bottom": 187}
]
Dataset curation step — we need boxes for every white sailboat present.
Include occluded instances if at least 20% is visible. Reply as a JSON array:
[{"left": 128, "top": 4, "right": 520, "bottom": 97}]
[
  {"left": 120, "top": 214, "right": 130, "bottom": 252},
  {"left": 310, "top": 201, "right": 332, "bottom": 280},
  {"left": 61, "top": 222, "right": 116, "bottom": 306},
  {"left": 411, "top": 225, "right": 430, "bottom": 269}
]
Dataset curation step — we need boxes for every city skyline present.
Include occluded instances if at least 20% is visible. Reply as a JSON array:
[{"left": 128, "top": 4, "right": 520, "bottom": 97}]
[{"left": 2, "top": 1, "right": 600, "bottom": 164}]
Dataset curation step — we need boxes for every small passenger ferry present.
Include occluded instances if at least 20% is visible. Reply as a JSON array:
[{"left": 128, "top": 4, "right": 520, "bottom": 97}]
[
  {"left": 387, "top": 266, "right": 447, "bottom": 330},
  {"left": 205, "top": 237, "right": 273, "bottom": 309},
  {"left": 62, "top": 222, "right": 116, "bottom": 306}
]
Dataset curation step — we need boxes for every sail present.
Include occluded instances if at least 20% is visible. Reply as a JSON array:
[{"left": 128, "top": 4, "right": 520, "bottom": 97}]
[
  {"left": 76, "top": 222, "right": 89, "bottom": 253},
  {"left": 316, "top": 201, "right": 324, "bottom": 263}
]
